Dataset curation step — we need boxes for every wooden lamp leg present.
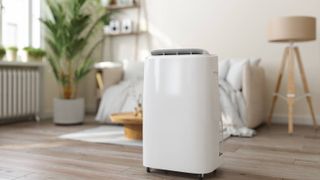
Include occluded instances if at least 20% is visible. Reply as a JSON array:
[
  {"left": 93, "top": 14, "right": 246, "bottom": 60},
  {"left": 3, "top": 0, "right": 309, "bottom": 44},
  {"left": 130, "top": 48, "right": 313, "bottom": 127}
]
[
  {"left": 287, "top": 47, "right": 296, "bottom": 134},
  {"left": 293, "top": 47, "right": 318, "bottom": 130},
  {"left": 268, "top": 46, "right": 317, "bottom": 134},
  {"left": 268, "top": 47, "right": 289, "bottom": 125}
]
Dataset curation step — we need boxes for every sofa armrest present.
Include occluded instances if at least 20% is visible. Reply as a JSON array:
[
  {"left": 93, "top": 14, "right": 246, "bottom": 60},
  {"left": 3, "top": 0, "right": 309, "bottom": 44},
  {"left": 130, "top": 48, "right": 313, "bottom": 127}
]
[
  {"left": 102, "top": 66, "right": 123, "bottom": 90},
  {"left": 95, "top": 62, "right": 123, "bottom": 92},
  {"left": 242, "top": 64, "right": 267, "bottom": 128}
]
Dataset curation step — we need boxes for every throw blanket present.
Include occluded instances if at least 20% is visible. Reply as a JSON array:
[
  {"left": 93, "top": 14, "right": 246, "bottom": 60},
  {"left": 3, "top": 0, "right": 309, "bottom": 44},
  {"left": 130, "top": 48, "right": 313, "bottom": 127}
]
[
  {"left": 96, "top": 80, "right": 143, "bottom": 122},
  {"left": 96, "top": 79, "right": 255, "bottom": 137},
  {"left": 219, "top": 80, "right": 255, "bottom": 137}
]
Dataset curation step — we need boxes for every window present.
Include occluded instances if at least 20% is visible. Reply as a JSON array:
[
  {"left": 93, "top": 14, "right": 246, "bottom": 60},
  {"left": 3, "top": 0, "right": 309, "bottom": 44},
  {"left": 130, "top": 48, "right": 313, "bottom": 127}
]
[{"left": 1, "top": 0, "right": 41, "bottom": 48}]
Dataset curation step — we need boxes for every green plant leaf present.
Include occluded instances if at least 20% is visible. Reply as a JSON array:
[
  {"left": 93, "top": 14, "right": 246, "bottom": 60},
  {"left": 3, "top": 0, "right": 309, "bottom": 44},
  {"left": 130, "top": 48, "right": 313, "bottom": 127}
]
[
  {"left": 41, "top": 0, "right": 111, "bottom": 98},
  {"left": 75, "top": 58, "right": 94, "bottom": 82}
]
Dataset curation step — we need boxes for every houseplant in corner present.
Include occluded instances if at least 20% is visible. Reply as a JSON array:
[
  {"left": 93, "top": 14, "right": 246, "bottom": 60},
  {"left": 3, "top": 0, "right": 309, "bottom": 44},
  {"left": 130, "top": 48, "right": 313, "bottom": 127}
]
[{"left": 41, "top": 0, "right": 110, "bottom": 125}]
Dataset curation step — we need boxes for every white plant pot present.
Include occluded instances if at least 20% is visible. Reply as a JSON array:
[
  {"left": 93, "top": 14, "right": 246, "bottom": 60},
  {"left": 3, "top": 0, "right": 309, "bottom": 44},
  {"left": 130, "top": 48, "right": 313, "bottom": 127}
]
[
  {"left": 6, "top": 50, "right": 17, "bottom": 61},
  {"left": 54, "top": 98, "right": 85, "bottom": 125}
]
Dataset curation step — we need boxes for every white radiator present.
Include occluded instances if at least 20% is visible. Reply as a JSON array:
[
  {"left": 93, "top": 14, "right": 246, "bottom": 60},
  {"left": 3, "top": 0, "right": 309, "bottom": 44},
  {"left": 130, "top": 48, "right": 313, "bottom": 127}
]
[{"left": 0, "top": 64, "right": 41, "bottom": 121}]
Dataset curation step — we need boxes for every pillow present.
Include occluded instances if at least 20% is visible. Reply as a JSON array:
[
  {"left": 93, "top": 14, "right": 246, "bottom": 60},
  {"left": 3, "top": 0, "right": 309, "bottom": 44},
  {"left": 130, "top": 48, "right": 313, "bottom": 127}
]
[
  {"left": 218, "top": 59, "right": 230, "bottom": 79},
  {"left": 123, "top": 60, "right": 144, "bottom": 80},
  {"left": 226, "top": 59, "right": 249, "bottom": 91}
]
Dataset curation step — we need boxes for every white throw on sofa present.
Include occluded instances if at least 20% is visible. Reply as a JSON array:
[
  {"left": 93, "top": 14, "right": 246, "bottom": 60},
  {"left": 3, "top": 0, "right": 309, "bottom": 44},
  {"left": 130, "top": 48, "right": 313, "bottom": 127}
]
[
  {"left": 218, "top": 59, "right": 266, "bottom": 136},
  {"left": 95, "top": 58, "right": 266, "bottom": 137}
]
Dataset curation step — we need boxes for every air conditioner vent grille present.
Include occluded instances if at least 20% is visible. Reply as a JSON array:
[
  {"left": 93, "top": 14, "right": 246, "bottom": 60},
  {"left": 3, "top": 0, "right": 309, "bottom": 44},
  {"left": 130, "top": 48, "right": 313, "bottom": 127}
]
[{"left": 151, "top": 49, "right": 209, "bottom": 56}]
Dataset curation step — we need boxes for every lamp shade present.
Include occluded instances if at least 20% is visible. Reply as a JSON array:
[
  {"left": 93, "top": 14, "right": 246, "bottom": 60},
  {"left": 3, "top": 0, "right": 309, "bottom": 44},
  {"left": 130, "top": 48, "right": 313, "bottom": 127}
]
[{"left": 268, "top": 16, "right": 316, "bottom": 42}]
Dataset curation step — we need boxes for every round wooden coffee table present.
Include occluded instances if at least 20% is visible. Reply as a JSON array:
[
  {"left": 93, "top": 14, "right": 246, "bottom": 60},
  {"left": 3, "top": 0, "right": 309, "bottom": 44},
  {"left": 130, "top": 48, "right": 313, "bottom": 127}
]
[{"left": 110, "top": 112, "right": 143, "bottom": 140}]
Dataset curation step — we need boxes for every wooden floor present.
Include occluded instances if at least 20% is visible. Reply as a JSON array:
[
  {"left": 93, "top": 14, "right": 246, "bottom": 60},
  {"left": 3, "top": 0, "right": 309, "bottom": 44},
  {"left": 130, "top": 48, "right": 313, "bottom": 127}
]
[{"left": 0, "top": 118, "right": 319, "bottom": 180}]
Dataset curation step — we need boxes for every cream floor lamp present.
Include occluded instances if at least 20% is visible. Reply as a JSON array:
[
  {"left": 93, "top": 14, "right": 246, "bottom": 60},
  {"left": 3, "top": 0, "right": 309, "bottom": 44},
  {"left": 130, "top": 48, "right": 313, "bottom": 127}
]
[{"left": 267, "top": 16, "right": 318, "bottom": 134}]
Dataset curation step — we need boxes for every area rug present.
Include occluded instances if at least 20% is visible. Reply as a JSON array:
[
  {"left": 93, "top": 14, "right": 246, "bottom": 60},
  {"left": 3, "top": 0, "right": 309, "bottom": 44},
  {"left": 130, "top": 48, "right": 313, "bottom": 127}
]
[
  {"left": 59, "top": 125, "right": 142, "bottom": 147},
  {"left": 59, "top": 125, "right": 230, "bottom": 147}
]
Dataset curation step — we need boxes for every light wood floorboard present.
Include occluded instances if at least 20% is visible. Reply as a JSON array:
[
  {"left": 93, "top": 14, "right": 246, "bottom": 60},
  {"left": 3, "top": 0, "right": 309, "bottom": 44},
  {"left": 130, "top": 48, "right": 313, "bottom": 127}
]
[{"left": 0, "top": 117, "right": 319, "bottom": 179}]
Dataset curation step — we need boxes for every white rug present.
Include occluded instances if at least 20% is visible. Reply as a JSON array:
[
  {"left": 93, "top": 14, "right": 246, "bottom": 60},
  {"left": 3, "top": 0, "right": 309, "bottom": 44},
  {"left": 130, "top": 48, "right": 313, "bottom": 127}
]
[
  {"left": 59, "top": 125, "right": 142, "bottom": 147},
  {"left": 59, "top": 126, "right": 230, "bottom": 147}
]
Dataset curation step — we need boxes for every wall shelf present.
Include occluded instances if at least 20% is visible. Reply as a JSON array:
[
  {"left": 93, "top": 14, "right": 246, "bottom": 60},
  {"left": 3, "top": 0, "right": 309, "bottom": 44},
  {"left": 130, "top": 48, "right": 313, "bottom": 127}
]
[
  {"left": 104, "top": 31, "right": 147, "bottom": 37},
  {"left": 101, "top": 0, "right": 149, "bottom": 62},
  {"left": 106, "top": 4, "right": 139, "bottom": 11}
]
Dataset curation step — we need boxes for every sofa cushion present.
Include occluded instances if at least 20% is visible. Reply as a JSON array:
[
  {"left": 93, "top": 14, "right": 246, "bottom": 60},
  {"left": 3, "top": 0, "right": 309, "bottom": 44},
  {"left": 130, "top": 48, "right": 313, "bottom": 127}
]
[
  {"left": 225, "top": 58, "right": 261, "bottom": 91},
  {"left": 226, "top": 59, "right": 249, "bottom": 91},
  {"left": 123, "top": 61, "right": 144, "bottom": 80},
  {"left": 242, "top": 63, "right": 266, "bottom": 128},
  {"left": 102, "top": 65, "right": 123, "bottom": 91}
]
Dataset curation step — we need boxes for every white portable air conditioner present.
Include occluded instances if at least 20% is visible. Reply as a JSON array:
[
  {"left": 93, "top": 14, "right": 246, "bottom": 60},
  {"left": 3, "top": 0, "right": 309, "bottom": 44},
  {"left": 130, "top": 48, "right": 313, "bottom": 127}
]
[{"left": 143, "top": 49, "right": 223, "bottom": 179}]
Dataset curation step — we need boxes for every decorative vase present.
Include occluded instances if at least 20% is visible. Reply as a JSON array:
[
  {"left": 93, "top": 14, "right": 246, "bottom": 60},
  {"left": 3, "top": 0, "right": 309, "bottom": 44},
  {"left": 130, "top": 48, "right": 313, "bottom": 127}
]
[{"left": 53, "top": 98, "right": 85, "bottom": 125}]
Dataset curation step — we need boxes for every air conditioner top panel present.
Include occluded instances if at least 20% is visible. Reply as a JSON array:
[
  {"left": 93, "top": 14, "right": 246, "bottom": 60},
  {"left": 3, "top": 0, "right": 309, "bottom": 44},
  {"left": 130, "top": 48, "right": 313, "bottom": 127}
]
[{"left": 151, "top": 49, "right": 209, "bottom": 56}]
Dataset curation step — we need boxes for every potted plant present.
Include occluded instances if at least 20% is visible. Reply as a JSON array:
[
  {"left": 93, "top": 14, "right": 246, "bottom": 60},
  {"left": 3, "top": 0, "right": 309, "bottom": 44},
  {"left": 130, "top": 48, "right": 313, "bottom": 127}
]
[
  {"left": 41, "top": 0, "right": 110, "bottom": 125},
  {"left": 0, "top": 47, "right": 6, "bottom": 61},
  {"left": 6, "top": 46, "right": 18, "bottom": 61},
  {"left": 22, "top": 47, "right": 46, "bottom": 62}
]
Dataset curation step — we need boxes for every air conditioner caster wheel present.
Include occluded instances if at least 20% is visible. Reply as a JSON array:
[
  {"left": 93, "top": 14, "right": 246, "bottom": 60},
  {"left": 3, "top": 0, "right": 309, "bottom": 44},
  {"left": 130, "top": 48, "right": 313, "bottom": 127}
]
[
  {"left": 198, "top": 174, "right": 204, "bottom": 180},
  {"left": 146, "top": 167, "right": 151, "bottom": 173}
]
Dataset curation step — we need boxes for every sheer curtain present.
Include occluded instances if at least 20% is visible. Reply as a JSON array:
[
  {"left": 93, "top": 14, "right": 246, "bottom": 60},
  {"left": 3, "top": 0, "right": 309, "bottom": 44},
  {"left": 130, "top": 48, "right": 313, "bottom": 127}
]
[{"left": 1, "top": 0, "right": 40, "bottom": 48}]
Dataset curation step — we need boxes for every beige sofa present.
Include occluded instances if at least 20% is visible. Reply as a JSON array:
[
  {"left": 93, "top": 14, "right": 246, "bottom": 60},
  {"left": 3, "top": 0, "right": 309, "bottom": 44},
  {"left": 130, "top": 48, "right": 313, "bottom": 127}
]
[
  {"left": 95, "top": 61, "right": 266, "bottom": 129},
  {"left": 242, "top": 63, "right": 267, "bottom": 128}
]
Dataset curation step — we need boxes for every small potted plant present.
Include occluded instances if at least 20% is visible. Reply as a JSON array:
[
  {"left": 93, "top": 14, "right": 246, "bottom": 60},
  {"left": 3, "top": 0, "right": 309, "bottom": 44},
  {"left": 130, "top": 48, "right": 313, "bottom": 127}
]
[
  {"left": 0, "top": 47, "right": 6, "bottom": 61},
  {"left": 6, "top": 46, "right": 18, "bottom": 61},
  {"left": 22, "top": 47, "right": 46, "bottom": 62}
]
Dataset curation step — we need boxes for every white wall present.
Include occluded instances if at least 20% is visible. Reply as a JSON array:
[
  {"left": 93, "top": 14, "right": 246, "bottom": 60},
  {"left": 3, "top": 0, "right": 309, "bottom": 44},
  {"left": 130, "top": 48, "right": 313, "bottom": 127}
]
[
  {"left": 110, "top": 0, "right": 320, "bottom": 125},
  {"left": 41, "top": 0, "right": 320, "bottom": 125}
]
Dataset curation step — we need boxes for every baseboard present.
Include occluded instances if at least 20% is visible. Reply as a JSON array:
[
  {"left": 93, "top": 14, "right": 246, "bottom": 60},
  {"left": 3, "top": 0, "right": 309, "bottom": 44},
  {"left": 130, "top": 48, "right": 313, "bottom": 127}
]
[{"left": 272, "top": 114, "right": 320, "bottom": 126}]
